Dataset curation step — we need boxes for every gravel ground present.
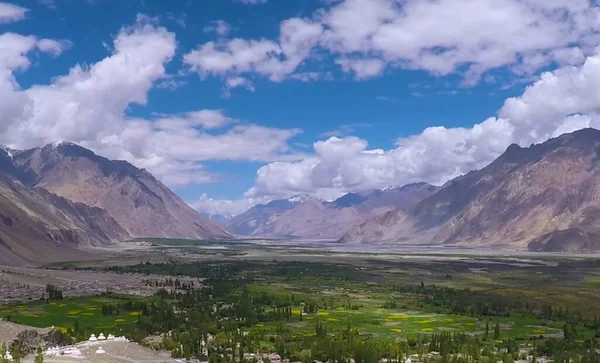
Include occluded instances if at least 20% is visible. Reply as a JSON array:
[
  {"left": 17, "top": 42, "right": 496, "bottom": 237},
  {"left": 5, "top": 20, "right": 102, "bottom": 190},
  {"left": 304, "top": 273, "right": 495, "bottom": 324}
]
[
  {"left": 0, "top": 321, "right": 51, "bottom": 344},
  {"left": 24, "top": 340, "right": 179, "bottom": 363}
]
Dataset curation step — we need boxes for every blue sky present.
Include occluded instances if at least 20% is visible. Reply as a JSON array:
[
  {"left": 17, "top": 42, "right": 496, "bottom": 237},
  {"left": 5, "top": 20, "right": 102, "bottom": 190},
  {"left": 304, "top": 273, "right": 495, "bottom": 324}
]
[{"left": 2, "top": 0, "right": 600, "bottom": 216}]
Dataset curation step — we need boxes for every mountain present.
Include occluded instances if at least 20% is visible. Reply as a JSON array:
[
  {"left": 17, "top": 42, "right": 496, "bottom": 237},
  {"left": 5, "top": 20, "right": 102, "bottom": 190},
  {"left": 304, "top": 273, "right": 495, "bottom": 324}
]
[
  {"left": 199, "top": 212, "right": 234, "bottom": 224},
  {"left": 332, "top": 183, "right": 440, "bottom": 213},
  {"left": 340, "top": 128, "right": 600, "bottom": 252},
  {"left": 227, "top": 198, "right": 300, "bottom": 236},
  {"left": 0, "top": 169, "right": 129, "bottom": 265},
  {"left": 6, "top": 142, "right": 231, "bottom": 240},
  {"left": 227, "top": 183, "right": 438, "bottom": 238}
]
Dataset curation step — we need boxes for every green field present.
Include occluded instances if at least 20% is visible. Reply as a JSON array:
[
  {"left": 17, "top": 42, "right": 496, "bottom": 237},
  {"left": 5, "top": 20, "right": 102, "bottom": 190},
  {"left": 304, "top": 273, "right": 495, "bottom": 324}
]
[
  {"left": 0, "top": 294, "right": 145, "bottom": 334},
  {"left": 245, "top": 282, "right": 564, "bottom": 340}
]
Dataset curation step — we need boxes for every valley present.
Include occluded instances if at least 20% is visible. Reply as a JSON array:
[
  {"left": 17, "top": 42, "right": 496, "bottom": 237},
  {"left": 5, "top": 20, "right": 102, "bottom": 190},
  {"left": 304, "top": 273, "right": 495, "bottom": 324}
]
[{"left": 2, "top": 242, "right": 600, "bottom": 362}]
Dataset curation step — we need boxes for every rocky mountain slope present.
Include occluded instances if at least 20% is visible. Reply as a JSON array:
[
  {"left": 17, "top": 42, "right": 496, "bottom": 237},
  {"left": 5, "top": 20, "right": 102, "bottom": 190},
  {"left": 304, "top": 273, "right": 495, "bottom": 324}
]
[
  {"left": 8, "top": 142, "right": 231, "bottom": 239},
  {"left": 340, "top": 128, "right": 600, "bottom": 251},
  {"left": 228, "top": 183, "right": 438, "bottom": 238},
  {"left": 0, "top": 169, "right": 129, "bottom": 265}
]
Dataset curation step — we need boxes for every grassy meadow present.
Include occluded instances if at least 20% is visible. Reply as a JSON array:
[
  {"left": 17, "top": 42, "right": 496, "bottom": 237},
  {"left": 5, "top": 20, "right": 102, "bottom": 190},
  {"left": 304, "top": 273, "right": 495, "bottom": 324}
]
[{"left": 0, "top": 294, "right": 145, "bottom": 334}]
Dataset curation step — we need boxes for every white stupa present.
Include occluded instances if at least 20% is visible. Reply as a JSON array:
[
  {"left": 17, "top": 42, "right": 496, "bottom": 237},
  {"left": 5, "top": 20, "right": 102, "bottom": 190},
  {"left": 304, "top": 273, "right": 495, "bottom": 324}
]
[
  {"left": 45, "top": 347, "right": 60, "bottom": 357},
  {"left": 64, "top": 347, "right": 82, "bottom": 357},
  {"left": 98, "top": 333, "right": 106, "bottom": 340},
  {"left": 89, "top": 334, "right": 98, "bottom": 342},
  {"left": 95, "top": 347, "right": 106, "bottom": 355},
  {"left": 107, "top": 334, "right": 115, "bottom": 340},
  {"left": 5, "top": 351, "right": 12, "bottom": 361}
]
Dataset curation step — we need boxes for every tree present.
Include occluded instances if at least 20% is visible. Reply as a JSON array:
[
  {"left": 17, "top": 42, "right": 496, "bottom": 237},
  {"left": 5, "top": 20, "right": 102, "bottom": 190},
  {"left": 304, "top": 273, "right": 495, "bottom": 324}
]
[
  {"left": 494, "top": 321, "right": 501, "bottom": 340},
  {"left": 0, "top": 343, "right": 8, "bottom": 363},
  {"left": 485, "top": 321, "right": 490, "bottom": 340},
  {"left": 12, "top": 344, "right": 21, "bottom": 363},
  {"left": 34, "top": 347, "right": 44, "bottom": 363}
]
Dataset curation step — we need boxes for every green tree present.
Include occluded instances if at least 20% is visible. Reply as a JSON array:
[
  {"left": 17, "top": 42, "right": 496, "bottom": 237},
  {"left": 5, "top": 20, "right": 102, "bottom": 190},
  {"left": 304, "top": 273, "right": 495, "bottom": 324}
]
[
  {"left": 12, "top": 344, "right": 21, "bottom": 363},
  {"left": 0, "top": 343, "right": 8, "bottom": 363},
  {"left": 34, "top": 347, "right": 44, "bottom": 363}
]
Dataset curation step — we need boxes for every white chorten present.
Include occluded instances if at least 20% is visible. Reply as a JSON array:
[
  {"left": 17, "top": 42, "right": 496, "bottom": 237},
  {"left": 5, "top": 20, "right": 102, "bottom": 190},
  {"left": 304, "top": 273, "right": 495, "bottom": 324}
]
[
  {"left": 89, "top": 334, "right": 98, "bottom": 341},
  {"left": 95, "top": 347, "right": 106, "bottom": 354},
  {"left": 45, "top": 346, "right": 61, "bottom": 357},
  {"left": 5, "top": 352, "right": 12, "bottom": 361},
  {"left": 98, "top": 333, "right": 106, "bottom": 340},
  {"left": 65, "top": 347, "right": 82, "bottom": 357},
  {"left": 107, "top": 334, "right": 115, "bottom": 340}
]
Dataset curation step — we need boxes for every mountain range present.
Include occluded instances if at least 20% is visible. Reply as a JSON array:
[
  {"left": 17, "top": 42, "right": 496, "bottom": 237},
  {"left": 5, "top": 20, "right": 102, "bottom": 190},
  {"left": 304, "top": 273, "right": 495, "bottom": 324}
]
[
  {"left": 0, "top": 170, "right": 128, "bottom": 265},
  {"left": 226, "top": 183, "right": 439, "bottom": 238},
  {"left": 340, "top": 128, "right": 600, "bottom": 252},
  {"left": 3, "top": 128, "right": 600, "bottom": 264},
  {"left": 0, "top": 142, "right": 231, "bottom": 264}
]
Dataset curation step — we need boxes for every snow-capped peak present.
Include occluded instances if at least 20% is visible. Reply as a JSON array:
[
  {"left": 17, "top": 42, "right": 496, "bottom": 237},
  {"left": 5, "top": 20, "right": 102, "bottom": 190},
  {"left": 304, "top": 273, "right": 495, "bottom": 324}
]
[
  {"left": 0, "top": 145, "right": 14, "bottom": 159},
  {"left": 50, "top": 140, "right": 76, "bottom": 149},
  {"left": 287, "top": 194, "right": 320, "bottom": 203}
]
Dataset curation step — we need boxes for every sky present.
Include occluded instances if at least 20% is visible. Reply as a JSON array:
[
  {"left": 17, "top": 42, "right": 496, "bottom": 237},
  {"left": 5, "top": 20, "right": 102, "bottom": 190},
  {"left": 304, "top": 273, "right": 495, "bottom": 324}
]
[{"left": 2, "top": 0, "right": 600, "bottom": 217}]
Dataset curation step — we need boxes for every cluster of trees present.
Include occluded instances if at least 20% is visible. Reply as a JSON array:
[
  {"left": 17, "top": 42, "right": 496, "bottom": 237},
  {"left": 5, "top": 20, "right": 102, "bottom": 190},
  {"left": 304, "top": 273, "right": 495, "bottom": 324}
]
[
  {"left": 0, "top": 343, "right": 20, "bottom": 363},
  {"left": 393, "top": 283, "right": 590, "bottom": 326},
  {"left": 58, "top": 261, "right": 600, "bottom": 363},
  {"left": 100, "top": 300, "right": 149, "bottom": 316},
  {"left": 44, "top": 284, "right": 63, "bottom": 300},
  {"left": 142, "top": 277, "right": 197, "bottom": 290}
]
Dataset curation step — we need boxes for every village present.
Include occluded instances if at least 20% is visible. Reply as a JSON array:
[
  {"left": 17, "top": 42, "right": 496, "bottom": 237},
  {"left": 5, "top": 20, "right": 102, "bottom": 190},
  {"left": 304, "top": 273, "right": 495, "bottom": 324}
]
[{"left": 0, "top": 328, "right": 556, "bottom": 363}]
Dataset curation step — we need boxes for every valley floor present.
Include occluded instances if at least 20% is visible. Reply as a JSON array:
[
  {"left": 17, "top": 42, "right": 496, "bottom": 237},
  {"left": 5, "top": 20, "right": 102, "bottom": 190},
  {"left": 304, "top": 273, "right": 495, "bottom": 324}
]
[{"left": 2, "top": 239, "right": 600, "bottom": 362}]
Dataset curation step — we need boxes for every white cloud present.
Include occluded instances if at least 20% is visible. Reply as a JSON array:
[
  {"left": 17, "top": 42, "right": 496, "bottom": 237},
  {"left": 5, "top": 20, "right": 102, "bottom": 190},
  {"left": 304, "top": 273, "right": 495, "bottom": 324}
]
[
  {"left": 222, "top": 76, "right": 255, "bottom": 98},
  {"left": 319, "top": 123, "right": 372, "bottom": 138},
  {"left": 335, "top": 58, "right": 385, "bottom": 79},
  {"left": 0, "top": 2, "right": 27, "bottom": 23},
  {"left": 152, "top": 109, "right": 237, "bottom": 130},
  {"left": 244, "top": 50, "right": 600, "bottom": 199},
  {"left": 185, "top": 0, "right": 600, "bottom": 86},
  {"left": 203, "top": 20, "right": 232, "bottom": 37},
  {"left": 322, "top": 0, "right": 600, "bottom": 82},
  {"left": 288, "top": 71, "right": 326, "bottom": 82},
  {"left": 190, "top": 194, "right": 270, "bottom": 217},
  {"left": 156, "top": 78, "right": 187, "bottom": 91},
  {"left": 36, "top": 38, "right": 72, "bottom": 57},
  {"left": 0, "top": 16, "right": 302, "bottom": 188},
  {"left": 184, "top": 18, "right": 323, "bottom": 82}
]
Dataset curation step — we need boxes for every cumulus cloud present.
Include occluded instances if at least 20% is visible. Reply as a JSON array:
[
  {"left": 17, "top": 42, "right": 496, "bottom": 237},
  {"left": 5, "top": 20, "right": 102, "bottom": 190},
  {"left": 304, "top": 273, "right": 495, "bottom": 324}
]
[
  {"left": 184, "top": 18, "right": 323, "bottom": 81},
  {"left": 185, "top": 0, "right": 600, "bottom": 86},
  {"left": 244, "top": 50, "right": 600, "bottom": 199},
  {"left": 0, "top": 2, "right": 27, "bottom": 23},
  {"left": 335, "top": 58, "right": 386, "bottom": 79},
  {"left": 0, "top": 16, "right": 302, "bottom": 188}
]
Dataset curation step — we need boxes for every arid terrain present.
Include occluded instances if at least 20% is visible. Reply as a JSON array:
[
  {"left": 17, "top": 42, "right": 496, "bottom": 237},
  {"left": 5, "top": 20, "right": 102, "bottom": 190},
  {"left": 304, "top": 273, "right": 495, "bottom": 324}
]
[{"left": 0, "top": 262, "right": 200, "bottom": 303}]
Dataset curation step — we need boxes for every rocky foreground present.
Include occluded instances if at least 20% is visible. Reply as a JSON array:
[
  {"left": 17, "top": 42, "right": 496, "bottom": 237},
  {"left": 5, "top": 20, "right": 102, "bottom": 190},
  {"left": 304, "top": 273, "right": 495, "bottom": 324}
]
[{"left": 0, "top": 322, "right": 177, "bottom": 363}]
